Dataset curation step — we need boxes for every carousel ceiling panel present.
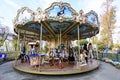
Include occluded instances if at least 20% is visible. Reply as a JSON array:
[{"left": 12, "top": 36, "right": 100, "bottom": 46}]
[
  {"left": 67, "top": 25, "right": 92, "bottom": 35},
  {"left": 47, "top": 21, "right": 73, "bottom": 34},
  {"left": 20, "top": 30, "right": 38, "bottom": 36},
  {"left": 68, "top": 30, "right": 95, "bottom": 40},
  {"left": 79, "top": 25, "right": 92, "bottom": 32},
  {"left": 23, "top": 22, "right": 48, "bottom": 34},
  {"left": 81, "top": 31, "right": 94, "bottom": 36}
]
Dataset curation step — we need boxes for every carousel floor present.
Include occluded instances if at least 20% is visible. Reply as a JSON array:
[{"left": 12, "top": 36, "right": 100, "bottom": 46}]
[{"left": 13, "top": 59, "right": 100, "bottom": 75}]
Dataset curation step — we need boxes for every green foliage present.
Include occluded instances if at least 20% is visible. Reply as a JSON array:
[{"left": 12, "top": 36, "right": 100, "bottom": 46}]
[
  {"left": 12, "top": 39, "right": 17, "bottom": 51},
  {"left": 0, "top": 37, "right": 3, "bottom": 47},
  {"left": 5, "top": 42, "right": 8, "bottom": 52},
  {"left": 74, "top": 46, "right": 79, "bottom": 51},
  {"left": 96, "top": 39, "right": 114, "bottom": 50},
  {"left": 91, "top": 36, "right": 99, "bottom": 44},
  {"left": 114, "top": 44, "right": 120, "bottom": 49},
  {"left": 97, "top": 42, "right": 106, "bottom": 50},
  {"left": 76, "top": 39, "right": 88, "bottom": 46}
]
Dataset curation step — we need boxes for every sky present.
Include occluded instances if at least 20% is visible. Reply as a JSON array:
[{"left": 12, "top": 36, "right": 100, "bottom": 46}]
[{"left": 0, "top": 0, "right": 120, "bottom": 43}]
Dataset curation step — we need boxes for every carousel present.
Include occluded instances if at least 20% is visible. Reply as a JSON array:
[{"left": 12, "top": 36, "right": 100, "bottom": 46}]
[{"left": 13, "top": 2, "right": 100, "bottom": 75}]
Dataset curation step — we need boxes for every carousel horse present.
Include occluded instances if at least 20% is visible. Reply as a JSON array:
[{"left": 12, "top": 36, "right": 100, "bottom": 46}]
[{"left": 17, "top": 53, "right": 26, "bottom": 63}]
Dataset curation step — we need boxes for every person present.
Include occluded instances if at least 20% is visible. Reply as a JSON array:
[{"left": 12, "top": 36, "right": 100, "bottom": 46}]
[
  {"left": 35, "top": 42, "right": 39, "bottom": 53},
  {"left": 17, "top": 44, "right": 26, "bottom": 63},
  {"left": 49, "top": 49, "right": 57, "bottom": 57},
  {"left": 88, "top": 43, "right": 94, "bottom": 63},
  {"left": 41, "top": 55, "right": 45, "bottom": 66},
  {"left": 62, "top": 48, "right": 69, "bottom": 62},
  {"left": 30, "top": 45, "right": 35, "bottom": 54},
  {"left": 80, "top": 49, "right": 87, "bottom": 64},
  {"left": 22, "top": 45, "right": 26, "bottom": 54},
  {"left": 68, "top": 48, "right": 75, "bottom": 64},
  {"left": 35, "top": 43, "right": 39, "bottom": 53},
  {"left": 49, "top": 49, "right": 55, "bottom": 66},
  {"left": 56, "top": 49, "right": 61, "bottom": 57},
  {"left": 17, "top": 53, "right": 26, "bottom": 63},
  {"left": 62, "top": 48, "right": 68, "bottom": 58},
  {"left": 93, "top": 48, "right": 98, "bottom": 59},
  {"left": 105, "top": 45, "right": 109, "bottom": 53},
  {"left": 83, "top": 43, "right": 88, "bottom": 63}
]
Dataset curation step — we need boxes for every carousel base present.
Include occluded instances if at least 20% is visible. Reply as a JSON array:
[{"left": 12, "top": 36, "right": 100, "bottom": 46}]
[{"left": 13, "top": 60, "right": 100, "bottom": 75}]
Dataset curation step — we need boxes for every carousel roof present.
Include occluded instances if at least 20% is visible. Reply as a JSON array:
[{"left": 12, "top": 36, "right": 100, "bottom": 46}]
[{"left": 13, "top": 2, "right": 99, "bottom": 41}]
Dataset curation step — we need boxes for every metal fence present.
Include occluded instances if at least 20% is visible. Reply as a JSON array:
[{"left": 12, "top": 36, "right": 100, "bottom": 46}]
[
  {"left": 98, "top": 53, "right": 120, "bottom": 62},
  {"left": 0, "top": 51, "right": 19, "bottom": 63}
]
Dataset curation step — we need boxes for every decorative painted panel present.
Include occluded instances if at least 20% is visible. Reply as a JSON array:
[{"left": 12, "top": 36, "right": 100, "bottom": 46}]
[
  {"left": 68, "top": 25, "right": 91, "bottom": 35},
  {"left": 79, "top": 25, "right": 91, "bottom": 32},
  {"left": 48, "top": 5, "right": 73, "bottom": 20},
  {"left": 25, "top": 23, "right": 48, "bottom": 34},
  {"left": 86, "top": 11, "right": 99, "bottom": 27},
  {"left": 48, "top": 21, "right": 72, "bottom": 33},
  {"left": 18, "top": 10, "right": 32, "bottom": 23}
]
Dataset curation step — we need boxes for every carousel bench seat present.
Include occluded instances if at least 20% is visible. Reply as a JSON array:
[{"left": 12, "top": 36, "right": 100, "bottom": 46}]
[
  {"left": 29, "top": 53, "right": 39, "bottom": 57},
  {"left": 17, "top": 53, "right": 39, "bottom": 64},
  {"left": 29, "top": 53, "right": 41, "bottom": 66}
]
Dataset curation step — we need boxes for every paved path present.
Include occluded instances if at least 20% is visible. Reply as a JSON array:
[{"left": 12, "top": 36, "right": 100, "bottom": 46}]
[{"left": 0, "top": 61, "right": 120, "bottom": 80}]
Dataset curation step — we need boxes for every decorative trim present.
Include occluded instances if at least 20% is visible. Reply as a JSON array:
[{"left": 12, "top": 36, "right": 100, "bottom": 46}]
[
  {"left": 45, "top": 2, "right": 78, "bottom": 16},
  {"left": 13, "top": 7, "right": 34, "bottom": 26},
  {"left": 86, "top": 10, "right": 100, "bottom": 27}
]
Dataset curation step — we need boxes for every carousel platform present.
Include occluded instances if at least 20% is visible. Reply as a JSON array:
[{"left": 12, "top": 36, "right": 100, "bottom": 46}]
[{"left": 13, "top": 59, "right": 100, "bottom": 75}]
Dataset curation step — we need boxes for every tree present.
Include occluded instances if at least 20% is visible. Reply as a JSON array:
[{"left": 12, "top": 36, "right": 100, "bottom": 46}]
[
  {"left": 0, "top": 23, "right": 9, "bottom": 47},
  {"left": 76, "top": 39, "right": 88, "bottom": 46},
  {"left": 0, "top": 37, "right": 3, "bottom": 47},
  {"left": 114, "top": 44, "right": 120, "bottom": 49},
  {"left": 97, "top": 42, "right": 106, "bottom": 50},
  {"left": 100, "top": 0, "right": 116, "bottom": 48},
  {"left": 12, "top": 39, "right": 17, "bottom": 51},
  {"left": 91, "top": 36, "right": 99, "bottom": 44}
]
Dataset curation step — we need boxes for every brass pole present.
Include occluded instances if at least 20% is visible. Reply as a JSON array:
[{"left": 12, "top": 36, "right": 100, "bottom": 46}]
[
  {"left": 89, "top": 38, "right": 90, "bottom": 43},
  {"left": 23, "top": 34, "right": 25, "bottom": 53},
  {"left": 38, "top": 23, "right": 42, "bottom": 71},
  {"left": 40, "top": 24, "right": 42, "bottom": 53},
  {"left": 58, "top": 34, "right": 60, "bottom": 46},
  {"left": 60, "top": 27, "right": 61, "bottom": 50},
  {"left": 94, "top": 31, "right": 98, "bottom": 59},
  {"left": 77, "top": 24, "right": 80, "bottom": 64},
  {"left": 15, "top": 29, "right": 20, "bottom": 65},
  {"left": 18, "top": 29, "right": 20, "bottom": 51}
]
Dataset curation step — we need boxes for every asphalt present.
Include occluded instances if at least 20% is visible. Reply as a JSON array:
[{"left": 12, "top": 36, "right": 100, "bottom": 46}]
[{"left": 0, "top": 61, "right": 120, "bottom": 80}]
